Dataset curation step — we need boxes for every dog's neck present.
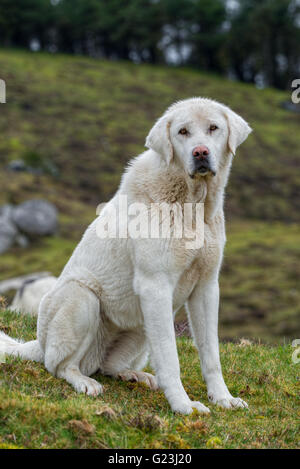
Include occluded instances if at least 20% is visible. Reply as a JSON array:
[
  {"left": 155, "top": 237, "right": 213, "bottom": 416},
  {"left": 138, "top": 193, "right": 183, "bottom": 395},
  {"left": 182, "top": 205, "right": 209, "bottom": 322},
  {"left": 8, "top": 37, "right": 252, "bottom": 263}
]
[
  {"left": 125, "top": 150, "right": 233, "bottom": 223},
  {"left": 166, "top": 158, "right": 233, "bottom": 222},
  {"left": 189, "top": 161, "right": 232, "bottom": 222}
]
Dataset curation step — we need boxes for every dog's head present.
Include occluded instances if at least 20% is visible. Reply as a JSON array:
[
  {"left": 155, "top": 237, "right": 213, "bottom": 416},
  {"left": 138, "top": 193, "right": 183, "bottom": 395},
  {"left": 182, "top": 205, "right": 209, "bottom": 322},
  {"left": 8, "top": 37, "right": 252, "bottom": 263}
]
[{"left": 145, "top": 98, "right": 252, "bottom": 178}]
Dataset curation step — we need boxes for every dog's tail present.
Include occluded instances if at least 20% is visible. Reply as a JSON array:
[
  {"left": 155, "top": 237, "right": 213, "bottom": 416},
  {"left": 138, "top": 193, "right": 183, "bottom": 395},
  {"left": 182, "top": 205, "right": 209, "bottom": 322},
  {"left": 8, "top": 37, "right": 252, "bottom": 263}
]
[{"left": 0, "top": 332, "right": 44, "bottom": 363}]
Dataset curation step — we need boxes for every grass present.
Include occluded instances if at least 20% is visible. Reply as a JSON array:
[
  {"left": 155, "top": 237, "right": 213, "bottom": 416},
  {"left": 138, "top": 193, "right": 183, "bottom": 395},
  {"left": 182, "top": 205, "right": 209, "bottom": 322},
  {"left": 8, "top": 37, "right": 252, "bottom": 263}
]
[
  {"left": 0, "top": 310, "right": 299, "bottom": 449},
  {"left": 220, "top": 220, "right": 300, "bottom": 341}
]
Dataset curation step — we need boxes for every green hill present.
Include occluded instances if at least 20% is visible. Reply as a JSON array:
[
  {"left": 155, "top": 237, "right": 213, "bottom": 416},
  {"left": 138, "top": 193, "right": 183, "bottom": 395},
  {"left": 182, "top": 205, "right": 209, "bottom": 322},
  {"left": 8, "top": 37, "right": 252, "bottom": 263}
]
[
  {"left": 0, "top": 49, "right": 299, "bottom": 342},
  {"left": 1, "top": 49, "right": 299, "bottom": 220}
]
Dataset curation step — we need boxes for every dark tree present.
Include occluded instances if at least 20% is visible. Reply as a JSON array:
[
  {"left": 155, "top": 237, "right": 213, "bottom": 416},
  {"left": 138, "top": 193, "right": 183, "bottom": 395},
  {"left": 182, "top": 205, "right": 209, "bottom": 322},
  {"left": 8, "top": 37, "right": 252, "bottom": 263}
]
[
  {"left": 0, "top": 0, "right": 299, "bottom": 89},
  {"left": 227, "top": 0, "right": 300, "bottom": 88}
]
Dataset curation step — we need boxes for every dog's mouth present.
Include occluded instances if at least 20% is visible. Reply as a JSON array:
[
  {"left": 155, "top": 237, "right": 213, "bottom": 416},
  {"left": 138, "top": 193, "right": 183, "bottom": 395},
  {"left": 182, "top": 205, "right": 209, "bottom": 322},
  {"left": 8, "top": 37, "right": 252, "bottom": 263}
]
[
  {"left": 189, "top": 156, "right": 216, "bottom": 178},
  {"left": 189, "top": 168, "right": 216, "bottom": 179},
  {"left": 197, "top": 166, "right": 211, "bottom": 175}
]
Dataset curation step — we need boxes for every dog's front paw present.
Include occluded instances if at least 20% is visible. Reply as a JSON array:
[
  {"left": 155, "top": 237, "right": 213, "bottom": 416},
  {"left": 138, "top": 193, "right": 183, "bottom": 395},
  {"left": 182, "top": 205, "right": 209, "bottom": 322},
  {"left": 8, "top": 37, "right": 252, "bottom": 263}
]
[
  {"left": 208, "top": 393, "right": 248, "bottom": 409},
  {"left": 74, "top": 376, "right": 103, "bottom": 397},
  {"left": 171, "top": 400, "right": 210, "bottom": 415}
]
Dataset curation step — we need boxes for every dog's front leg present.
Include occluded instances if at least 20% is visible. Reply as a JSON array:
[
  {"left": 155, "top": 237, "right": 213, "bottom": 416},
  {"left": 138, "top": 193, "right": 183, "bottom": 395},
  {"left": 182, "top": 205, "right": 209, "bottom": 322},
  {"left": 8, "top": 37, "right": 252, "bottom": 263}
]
[
  {"left": 187, "top": 276, "right": 248, "bottom": 409},
  {"left": 136, "top": 274, "right": 210, "bottom": 415}
]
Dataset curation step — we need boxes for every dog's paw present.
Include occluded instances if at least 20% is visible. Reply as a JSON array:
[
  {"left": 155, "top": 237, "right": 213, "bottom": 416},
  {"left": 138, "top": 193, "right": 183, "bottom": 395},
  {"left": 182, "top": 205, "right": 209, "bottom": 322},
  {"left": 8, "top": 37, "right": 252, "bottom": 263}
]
[
  {"left": 118, "top": 370, "right": 158, "bottom": 390},
  {"left": 172, "top": 400, "right": 210, "bottom": 415},
  {"left": 74, "top": 376, "right": 103, "bottom": 397},
  {"left": 189, "top": 401, "right": 211, "bottom": 414},
  {"left": 208, "top": 393, "right": 248, "bottom": 409}
]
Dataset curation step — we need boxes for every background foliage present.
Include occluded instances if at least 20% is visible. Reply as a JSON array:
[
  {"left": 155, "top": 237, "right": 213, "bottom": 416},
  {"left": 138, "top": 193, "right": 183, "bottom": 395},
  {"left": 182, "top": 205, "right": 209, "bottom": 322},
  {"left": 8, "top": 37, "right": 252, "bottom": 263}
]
[{"left": 0, "top": 0, "right": 299, "bottom": 89}]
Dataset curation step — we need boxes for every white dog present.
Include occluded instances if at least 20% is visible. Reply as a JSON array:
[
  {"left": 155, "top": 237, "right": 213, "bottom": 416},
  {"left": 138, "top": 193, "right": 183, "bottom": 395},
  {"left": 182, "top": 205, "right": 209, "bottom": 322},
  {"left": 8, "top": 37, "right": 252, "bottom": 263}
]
[{"left": 0, "top": 98, "right": 252, "bottom": 414}]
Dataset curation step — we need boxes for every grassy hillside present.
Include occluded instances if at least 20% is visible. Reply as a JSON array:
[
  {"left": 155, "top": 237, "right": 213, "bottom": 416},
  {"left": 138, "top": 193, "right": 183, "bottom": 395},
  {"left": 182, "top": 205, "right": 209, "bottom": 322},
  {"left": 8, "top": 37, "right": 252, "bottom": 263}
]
[
  {"left": 0, "top": 49, "right": 299, "bottom": 342},
  {"left": 0, "top": 310, "right": 298, "bottom": 449},
  {"left": 0, "top": 49, "right": 300, "bottom": 220}
]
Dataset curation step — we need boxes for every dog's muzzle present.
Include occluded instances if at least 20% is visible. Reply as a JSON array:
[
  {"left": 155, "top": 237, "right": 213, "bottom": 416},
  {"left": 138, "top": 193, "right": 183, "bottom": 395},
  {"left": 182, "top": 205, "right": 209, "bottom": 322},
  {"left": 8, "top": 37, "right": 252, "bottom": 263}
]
[{"left": 190, "top": 145, "right": 216, "bottom": 177}]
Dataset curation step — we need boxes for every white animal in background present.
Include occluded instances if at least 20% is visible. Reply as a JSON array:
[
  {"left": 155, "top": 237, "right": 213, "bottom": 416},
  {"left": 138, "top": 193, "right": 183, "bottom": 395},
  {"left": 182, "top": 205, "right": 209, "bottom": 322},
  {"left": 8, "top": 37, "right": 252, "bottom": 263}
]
[
  {"left": 10, "top": 276, "right": 57, "bottom": 316},
  {"left": 0, "top": 98, "right": 252, "bottom": 414}
]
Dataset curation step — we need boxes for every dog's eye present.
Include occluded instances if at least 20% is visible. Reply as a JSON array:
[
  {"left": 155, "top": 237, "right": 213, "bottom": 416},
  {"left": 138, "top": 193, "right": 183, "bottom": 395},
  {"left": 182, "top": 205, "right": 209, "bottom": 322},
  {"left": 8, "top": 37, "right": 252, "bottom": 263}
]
[
  {"left": 209, "top": 124, "right": 218, "bottom": 132},
  {"left": 178, "top": 128, "right": 188, "bottom": 135}
]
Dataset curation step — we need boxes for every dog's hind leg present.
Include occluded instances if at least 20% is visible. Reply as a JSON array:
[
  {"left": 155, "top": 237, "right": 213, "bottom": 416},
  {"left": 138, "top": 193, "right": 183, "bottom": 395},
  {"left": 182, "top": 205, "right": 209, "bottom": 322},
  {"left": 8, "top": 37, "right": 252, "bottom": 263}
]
[
  {"left": 103, "top": 329, "right": 158, "bottom": 390},
  {"left": 42, "top": 281, "right": 103, "bottom": 396}
]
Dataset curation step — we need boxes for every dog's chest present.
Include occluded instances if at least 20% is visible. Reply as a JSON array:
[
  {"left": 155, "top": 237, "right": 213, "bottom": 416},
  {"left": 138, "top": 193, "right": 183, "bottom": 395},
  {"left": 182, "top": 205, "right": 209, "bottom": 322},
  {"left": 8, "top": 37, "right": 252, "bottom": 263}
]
[
  {"left": 173, "top": 260, "right": 200, "bottom": 310},
  {"left": 173, "top": 226, "right": 224, "bottom": 308}
]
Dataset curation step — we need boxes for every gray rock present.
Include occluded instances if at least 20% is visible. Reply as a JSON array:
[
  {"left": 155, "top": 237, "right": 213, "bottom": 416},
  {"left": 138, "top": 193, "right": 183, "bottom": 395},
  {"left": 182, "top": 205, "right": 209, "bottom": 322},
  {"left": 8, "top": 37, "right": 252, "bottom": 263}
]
[
  {"left": 12, "top": 199, "right": 58, "bottom": 236},
  {"left": 0, "top": 204, "right": 14, "bottom": 220},
  {"left": 6, "top": 160, "right": 44, "bottom": 175},
  {"left": 0, "top": 216, "right": 18, "bottom": 254},
  {"left": 281, "top": 101, "right": 300, "bottom": 114},
  {"left": 16, "top": 233, "right": 30, "bottom": 248},
  {"left": 7, "top": 160, "right": 27, "bottom": 172}
]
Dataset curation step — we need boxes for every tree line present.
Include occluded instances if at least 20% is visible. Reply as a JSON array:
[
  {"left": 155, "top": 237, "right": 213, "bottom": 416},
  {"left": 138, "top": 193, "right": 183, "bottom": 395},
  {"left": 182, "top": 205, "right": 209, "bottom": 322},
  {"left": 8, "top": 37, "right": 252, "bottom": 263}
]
[{"left": 0, "top": 0, "right": 299, "bottom": 89}]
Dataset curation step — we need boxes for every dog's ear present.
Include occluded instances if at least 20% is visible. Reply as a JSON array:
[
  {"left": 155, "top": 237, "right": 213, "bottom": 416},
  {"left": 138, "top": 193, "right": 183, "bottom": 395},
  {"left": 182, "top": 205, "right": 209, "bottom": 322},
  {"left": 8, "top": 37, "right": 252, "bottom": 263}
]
[
  {"left": 145, "top": 115, "right": 173, "bottom": 164},
  {"left": 224, "top": 108, "right": 252, "bottom": 155}
]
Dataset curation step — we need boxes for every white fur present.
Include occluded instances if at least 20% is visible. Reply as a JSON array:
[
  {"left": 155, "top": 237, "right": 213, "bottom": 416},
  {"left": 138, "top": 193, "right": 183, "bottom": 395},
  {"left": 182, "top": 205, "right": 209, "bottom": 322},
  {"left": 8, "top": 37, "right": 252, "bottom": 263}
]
[
  {"left": 0, "top": 98, "right": 251, "bottom": 414},
  {"left": 10, "top": 276, "right": 57, "bottom": 316}
]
